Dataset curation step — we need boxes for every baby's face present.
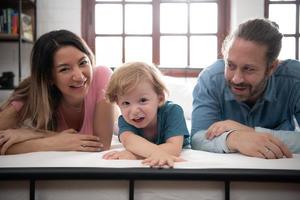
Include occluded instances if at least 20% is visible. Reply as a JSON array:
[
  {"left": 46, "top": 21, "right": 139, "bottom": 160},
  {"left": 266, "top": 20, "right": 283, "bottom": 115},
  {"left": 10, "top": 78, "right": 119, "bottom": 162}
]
[{"left": 117, "top": 81, "right": 163, "bottom": 130}]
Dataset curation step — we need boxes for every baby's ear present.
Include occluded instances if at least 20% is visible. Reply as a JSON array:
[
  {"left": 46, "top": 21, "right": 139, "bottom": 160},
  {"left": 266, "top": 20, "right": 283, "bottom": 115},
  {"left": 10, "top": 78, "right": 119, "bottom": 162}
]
[{"left": 158, "top": 93, "right": 165, "bottom": 106}]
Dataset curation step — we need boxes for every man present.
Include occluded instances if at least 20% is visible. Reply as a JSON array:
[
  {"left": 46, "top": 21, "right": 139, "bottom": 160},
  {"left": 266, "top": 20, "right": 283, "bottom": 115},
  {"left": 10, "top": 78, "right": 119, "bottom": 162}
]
[{"left": 191, "top": 18, "right": 300, "bottom": 159}]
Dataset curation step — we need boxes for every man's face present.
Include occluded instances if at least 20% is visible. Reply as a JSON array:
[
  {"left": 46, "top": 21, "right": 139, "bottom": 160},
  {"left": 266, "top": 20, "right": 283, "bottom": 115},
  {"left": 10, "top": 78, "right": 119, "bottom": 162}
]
[{"left": 224, "top": 38, "right": 274, "bottom": 103}]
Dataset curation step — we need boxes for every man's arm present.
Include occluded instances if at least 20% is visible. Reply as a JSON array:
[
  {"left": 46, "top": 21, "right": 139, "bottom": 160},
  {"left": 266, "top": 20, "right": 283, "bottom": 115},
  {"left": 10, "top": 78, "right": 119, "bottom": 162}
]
[
  {"left": 191, "top": 68, "right": 225, "bottom": 153},
  {"left": 191, "top": 129, "right": 231, "bottom": 153},
  {"left": 192, "top": 120, "right": 293, "bottom": 159},
  {"left": 255, "top": 127, "right": 300, "bottom": 153}
]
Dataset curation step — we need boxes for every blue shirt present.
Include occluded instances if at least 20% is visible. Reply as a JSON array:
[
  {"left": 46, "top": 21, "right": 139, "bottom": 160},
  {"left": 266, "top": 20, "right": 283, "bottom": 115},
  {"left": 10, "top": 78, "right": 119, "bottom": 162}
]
[
  {"left": 118, "top": 101, "right": 190, "bottom": 147},
  {"left": 191, "top": 59, "right": 300, "bottom": 153}
]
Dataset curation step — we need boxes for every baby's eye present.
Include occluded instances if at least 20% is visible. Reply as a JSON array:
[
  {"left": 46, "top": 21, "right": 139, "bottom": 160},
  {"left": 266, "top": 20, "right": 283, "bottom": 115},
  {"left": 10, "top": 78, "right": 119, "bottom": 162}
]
[
  {"left": 140, "top": 98, "right": 148, "bottom": 103},
  {"left": 121, "top": 101, "right": 130, "bottom": 106}
]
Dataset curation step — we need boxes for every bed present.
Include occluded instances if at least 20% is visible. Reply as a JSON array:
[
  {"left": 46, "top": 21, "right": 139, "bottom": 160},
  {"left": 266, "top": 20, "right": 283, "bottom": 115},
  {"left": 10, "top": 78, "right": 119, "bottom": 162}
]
[{"left": 0, "top": 135, "right": 300, "bottom": 200}]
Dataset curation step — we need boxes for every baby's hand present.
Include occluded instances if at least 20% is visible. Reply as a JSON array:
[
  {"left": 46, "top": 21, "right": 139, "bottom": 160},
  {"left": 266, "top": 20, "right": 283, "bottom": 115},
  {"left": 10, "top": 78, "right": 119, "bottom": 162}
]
[
  {"left": 103, "top": 150, "right": 140, "bottom": 160},
  {"left": 142, "top": 150, "right": 183, "bottom": 168}
]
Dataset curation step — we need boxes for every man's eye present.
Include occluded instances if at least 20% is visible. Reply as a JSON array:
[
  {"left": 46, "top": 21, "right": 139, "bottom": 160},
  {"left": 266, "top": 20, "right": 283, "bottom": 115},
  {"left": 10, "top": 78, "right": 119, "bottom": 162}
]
[
  {"left": 227, "top": 62, "right": 235, "bottom": 70},
  {"left": 245, "top": 67, "right": 254, "bottom": 72}
]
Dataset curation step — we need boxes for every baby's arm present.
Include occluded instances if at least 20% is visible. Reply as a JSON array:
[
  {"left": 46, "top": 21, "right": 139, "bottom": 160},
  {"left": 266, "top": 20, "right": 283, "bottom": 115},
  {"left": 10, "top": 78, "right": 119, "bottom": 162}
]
[
  {"left": 157, "top": 135, "right": 184, "bottom": 156},
  {"left": 120, "top": 132, "right": 183, "bottom": 168}
]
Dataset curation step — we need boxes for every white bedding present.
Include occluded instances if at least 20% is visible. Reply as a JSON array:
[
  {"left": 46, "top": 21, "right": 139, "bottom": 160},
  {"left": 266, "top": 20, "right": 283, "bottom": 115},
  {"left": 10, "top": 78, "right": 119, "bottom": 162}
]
[
  {"left": 1, "top": 135, "right": 299, "bottom": 170},
  {"left": 1, "top": 136, "right": 300, "bottom": 200}
]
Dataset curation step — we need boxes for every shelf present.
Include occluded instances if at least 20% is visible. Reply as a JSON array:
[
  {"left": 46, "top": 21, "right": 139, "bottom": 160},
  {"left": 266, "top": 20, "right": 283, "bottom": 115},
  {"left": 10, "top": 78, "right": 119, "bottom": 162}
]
[
  {"left": 0, "top": 0, "right": 36, "bottom": 83},
  {"left": 0, "top": 33, "right": 34, "bottom": 43}
]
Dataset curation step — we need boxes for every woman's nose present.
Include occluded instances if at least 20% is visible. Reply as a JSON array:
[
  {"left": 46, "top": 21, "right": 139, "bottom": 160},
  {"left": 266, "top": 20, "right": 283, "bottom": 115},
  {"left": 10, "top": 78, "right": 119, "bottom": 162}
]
[{"left": 72, "top": 67, "right": 85, "bottom": 81}]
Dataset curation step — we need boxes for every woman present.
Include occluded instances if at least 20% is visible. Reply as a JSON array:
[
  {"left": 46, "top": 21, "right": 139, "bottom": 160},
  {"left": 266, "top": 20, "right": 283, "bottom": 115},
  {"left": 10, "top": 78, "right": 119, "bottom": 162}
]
[{"left": 0, "top": 30, "right": 117, "bottom": 155}]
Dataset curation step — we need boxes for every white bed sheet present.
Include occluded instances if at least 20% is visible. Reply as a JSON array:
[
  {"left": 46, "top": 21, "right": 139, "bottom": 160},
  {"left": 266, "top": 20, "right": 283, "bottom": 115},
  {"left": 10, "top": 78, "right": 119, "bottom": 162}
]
[{"left": 1, "top": 135, "right": 300, "bottom": 170}]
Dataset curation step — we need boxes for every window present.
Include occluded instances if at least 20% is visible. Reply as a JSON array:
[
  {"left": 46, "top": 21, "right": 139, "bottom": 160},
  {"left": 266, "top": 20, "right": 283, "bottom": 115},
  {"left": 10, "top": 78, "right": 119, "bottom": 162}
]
[
  {"left": 266, "top": 0, "right": 299, "bottom": 60},
  {"left": 82, "top": 0, "right": 230, "bottom": 77}
]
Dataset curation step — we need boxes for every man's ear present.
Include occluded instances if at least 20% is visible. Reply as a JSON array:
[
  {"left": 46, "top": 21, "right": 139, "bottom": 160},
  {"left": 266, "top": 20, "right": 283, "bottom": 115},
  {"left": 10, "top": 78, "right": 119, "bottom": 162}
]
[{"left": 267, "top": 59, "right": 279, "bottom": 76}]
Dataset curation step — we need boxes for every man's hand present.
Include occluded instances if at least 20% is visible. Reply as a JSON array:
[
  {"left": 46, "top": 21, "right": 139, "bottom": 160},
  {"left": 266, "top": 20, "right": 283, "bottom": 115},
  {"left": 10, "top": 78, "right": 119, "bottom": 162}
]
[
  {"left": 226, "top": 130, "right": 293, "bottom": 159},
  {"left": 206, "top": 120, "right": 253, "bottom": 140}
]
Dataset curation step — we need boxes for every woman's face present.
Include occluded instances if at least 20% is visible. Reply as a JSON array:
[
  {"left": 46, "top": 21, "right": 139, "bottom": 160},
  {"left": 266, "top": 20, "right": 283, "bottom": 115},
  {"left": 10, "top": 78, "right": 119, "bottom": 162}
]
[{"left": 52, "top": 46, "right": 93, "bottom": 104}]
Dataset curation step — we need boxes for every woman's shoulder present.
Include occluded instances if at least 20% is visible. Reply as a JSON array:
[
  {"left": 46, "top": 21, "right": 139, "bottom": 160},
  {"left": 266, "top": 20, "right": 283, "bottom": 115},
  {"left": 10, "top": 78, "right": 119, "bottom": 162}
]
[
  {"left": 92, "top": 65, "right": 113, "bottom": 88},
  {"left": 93, "top": 65, "right": 113, "bottom": 77}
]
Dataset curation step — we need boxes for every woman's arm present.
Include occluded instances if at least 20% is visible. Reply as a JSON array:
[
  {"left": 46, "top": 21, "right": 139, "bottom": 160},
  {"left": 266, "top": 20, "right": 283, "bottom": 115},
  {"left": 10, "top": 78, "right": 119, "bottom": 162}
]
[
  {"left": 0, "top": 104, "right": 104, "bottom": 154},
  {"left": 0, "top": 104, "right": 19, "bottom": 130},
  {"left": 4, "top": 129, "right": 103, "bottom": 155},
  {"left": 93, "top": 99, "right": 119, "bottom": 150},
  {"left": 0, "top": 104, "right": 44, "bottom": 154}
]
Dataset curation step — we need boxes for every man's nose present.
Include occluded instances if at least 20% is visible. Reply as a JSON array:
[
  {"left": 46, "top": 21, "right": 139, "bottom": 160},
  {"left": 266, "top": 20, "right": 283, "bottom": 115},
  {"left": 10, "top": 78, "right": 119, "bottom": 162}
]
[{"left": 231, "top": 70, "right": 244, "bottom": 84}]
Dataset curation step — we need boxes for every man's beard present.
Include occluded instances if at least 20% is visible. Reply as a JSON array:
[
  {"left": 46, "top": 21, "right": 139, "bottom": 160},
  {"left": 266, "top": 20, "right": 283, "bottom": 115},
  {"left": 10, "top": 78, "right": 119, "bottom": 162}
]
[{"left": 226, "top": 77, "right": 268, "bottom": 103}]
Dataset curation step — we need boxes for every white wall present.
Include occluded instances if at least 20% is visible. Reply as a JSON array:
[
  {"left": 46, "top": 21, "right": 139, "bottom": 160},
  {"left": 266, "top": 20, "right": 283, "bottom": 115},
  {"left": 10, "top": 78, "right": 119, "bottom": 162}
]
[
  {"left": 37, "top": 0, "right": 81, "bottom": 37},
  {"left": 231, "top": 0, "right": 265, "bottom": 30}
]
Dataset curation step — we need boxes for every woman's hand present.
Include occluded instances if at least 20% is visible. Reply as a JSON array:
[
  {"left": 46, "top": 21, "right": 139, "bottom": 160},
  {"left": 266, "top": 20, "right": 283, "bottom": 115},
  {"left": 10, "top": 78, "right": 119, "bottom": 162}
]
[
  {"left": 46, "top": 129, "right": 104, "bottom": 152},
  {"left": 142, "top": 149, "right": 183, "bottom": 168},
  {"left": 103, "top": 150, "right": 141, "bottom": 160},
  {"left": 0, "top": 128, "right": 44, "bottom": 155}
]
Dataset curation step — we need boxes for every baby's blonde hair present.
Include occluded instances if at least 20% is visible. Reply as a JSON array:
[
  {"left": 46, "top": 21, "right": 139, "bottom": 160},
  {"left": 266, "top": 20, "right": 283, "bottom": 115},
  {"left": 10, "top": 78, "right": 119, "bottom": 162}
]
[{"left": 106, "top": 62, "right": 168, "bottom": 103}]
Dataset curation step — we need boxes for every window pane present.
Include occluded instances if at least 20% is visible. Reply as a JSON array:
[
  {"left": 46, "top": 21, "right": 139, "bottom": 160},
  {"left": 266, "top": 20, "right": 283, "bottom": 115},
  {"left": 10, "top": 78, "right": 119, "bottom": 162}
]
[
  {"left": 269, "top": 4, "right": 296, "bottom": 34},
  {"left": 160, "top": 36, "right": 187, "bottom": 67},
  {"left": 125, "top": 5, "right": 152, "bottom": 34},
  {"left": 190, "top": 3, "right": 217, "bottom": 33},
  {"left": 160, "top": 3, "right": 187, "bottom": 33},
  {"left": 95, "top": 4, "right": 122, "bottom": 34},
  {"left": 190, "top": 36, "right": 217, "bottom": 68},
  {"left": 125, "top": 37, "right": 152, "bottom": 63},
  {"left": 279, "top": 37, "right": 295, "bottom": 60},
  {"left": 96, "top": 37, "right": 122, "bottom": 68}
]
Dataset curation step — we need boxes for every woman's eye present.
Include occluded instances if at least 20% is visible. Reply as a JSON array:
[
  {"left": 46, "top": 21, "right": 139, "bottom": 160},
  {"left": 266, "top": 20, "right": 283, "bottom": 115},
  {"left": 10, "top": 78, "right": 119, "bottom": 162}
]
[
  {"left": 59, "top": 68, "right": 69, "bottom": 73},
  {"left": 80, "top": 59, "right": 89, "bottom": 66}
]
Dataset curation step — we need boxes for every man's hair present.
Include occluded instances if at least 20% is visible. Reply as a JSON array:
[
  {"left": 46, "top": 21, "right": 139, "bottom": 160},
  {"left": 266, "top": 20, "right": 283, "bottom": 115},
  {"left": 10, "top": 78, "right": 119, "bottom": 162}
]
[
  {"left": 222, "top": 18, "right": 283, "bottom": 66},
  {"left": 105, "top": 62, "right": 168, "bottom": 103}
]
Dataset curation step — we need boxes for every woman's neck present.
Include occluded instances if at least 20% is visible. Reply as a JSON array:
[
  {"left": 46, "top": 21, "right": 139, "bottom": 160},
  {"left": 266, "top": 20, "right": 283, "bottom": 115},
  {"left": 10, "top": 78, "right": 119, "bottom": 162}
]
[{"left": 61, "top": 99, "right": 84, "bottom": 113}]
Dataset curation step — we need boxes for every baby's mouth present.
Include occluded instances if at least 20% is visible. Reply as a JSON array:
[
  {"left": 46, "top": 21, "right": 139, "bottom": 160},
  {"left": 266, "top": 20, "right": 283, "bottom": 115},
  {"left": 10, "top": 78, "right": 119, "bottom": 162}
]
[{"left": 132, "top": 116, "right": 145, "bottom": 123}]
